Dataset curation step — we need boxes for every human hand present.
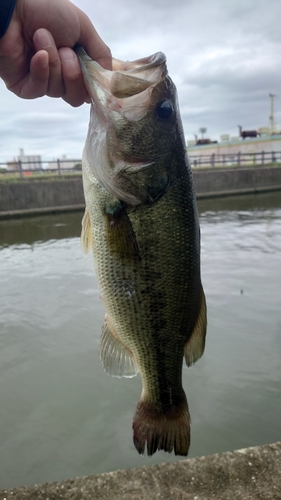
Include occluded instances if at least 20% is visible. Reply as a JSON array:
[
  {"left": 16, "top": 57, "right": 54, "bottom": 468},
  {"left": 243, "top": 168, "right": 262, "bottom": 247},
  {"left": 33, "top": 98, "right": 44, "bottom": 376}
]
[{"left": 0, "top": 0, "right": 111, "bottom": 106}]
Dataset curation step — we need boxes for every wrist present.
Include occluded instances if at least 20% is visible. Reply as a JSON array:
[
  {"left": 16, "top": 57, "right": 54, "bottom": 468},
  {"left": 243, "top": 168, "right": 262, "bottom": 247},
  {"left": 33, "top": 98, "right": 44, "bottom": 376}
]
[{"left": 0, "top": 0, "right": 17, "bottom": 38}]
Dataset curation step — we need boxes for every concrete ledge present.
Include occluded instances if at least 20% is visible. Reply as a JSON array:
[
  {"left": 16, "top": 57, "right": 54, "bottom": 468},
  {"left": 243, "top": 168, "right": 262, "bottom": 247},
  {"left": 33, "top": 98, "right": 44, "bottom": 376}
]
[
  {"left": 1, "top": 442, "right": 280, "bottom": 500},
  {"left": 1, "top": 183, "right": 281, "bottom": 219},
  {"left": 0, "top": 178, "right": 85, "bottom": 213},
  {"left": 0, "top": 204, "right": 85, "bottom": 220},
  {"left": 1, "top": 167, "right": 281, "bottom": 219},
  {"left": 192, "top": 165, "right": 281, "bottom": 196},
  {"left": 196, "top": 183, "right": 281, "bottom": 199}
]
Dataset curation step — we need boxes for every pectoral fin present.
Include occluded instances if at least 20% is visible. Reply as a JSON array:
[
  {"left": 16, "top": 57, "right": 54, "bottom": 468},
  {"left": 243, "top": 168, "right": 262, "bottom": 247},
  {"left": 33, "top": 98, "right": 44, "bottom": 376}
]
[
  {"left": 100, "top": 314, "right": 139, "bottom": 378},
  {"left": 81, "top": 209, "right": 92, "bottom": 254},
  {"left": 105, "top": 200, "right": 141, "bottom": 261},
  {"left": 184, "top": 285, "right": 207, "bottom": 367}
]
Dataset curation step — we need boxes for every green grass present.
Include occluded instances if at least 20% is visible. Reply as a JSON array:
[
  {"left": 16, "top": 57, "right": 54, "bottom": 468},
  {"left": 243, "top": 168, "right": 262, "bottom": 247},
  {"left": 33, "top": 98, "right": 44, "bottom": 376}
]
[
  {"left": 191, "top": 162, "right": 281, "bottom": 170},
  {"left": 0, "top": 172, "right": 82, "bottom": 183}
]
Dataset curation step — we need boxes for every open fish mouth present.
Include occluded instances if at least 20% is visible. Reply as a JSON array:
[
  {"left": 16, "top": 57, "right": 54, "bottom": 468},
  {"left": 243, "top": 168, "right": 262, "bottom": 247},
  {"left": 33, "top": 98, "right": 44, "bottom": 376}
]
[
  {"left": 75, "top": 47, "right": 167, "bottom": 121},
  {"left": 75, "top": 47, "right": 178, "bottom": 205}
]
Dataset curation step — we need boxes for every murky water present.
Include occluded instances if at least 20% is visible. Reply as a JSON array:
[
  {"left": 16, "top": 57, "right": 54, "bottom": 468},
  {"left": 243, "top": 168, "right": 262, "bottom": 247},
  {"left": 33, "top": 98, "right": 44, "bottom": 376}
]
[{"left": 0, "top": 192, "right": 280, "bottom": 490}]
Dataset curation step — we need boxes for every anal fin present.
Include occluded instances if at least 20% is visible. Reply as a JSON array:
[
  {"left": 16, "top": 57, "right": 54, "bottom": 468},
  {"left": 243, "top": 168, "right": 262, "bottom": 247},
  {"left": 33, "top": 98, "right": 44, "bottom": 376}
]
[
  {"left": 184, "top": 285, "right": 207, "bottom": 367},
  {"left": 100, "top": 314, "right": 139, "bottom": 378}
]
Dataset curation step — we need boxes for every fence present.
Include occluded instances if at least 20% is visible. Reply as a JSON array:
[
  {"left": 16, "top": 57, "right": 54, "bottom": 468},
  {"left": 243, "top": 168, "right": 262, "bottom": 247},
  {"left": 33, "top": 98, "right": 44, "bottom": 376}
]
[
  {"left": 188, "top": 150, "right": 281, "bottom": 168},
  {"left": 1, "top": 151, "right": 281, "bottom": 176},
  {"left": 0, "top": 158, "right": 82, "bottom": 178}
]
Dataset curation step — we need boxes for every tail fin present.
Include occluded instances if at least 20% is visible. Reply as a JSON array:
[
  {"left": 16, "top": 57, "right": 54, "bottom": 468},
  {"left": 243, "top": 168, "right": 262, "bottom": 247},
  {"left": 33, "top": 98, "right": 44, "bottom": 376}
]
[{"left": 132, "top": 399, "right": 190, "bottom": 456}]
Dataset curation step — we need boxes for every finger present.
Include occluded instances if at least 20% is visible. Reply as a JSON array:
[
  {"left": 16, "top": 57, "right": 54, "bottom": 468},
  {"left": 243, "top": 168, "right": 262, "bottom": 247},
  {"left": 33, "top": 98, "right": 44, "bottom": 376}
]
[
  {"left": 12, "top": 50, "right": 50, "bottom": 99},
  {"left": 91, "top": 45, "right": 112, "bottom": 71},
  {"left": 33, "top": 28, "right": 65, "bottom": 98},
  {"left": 74, "top": 6, "right": 112, "bottom": 70},
  {"left": 59, "top": 47, "right": 89, "bottom": 107}
]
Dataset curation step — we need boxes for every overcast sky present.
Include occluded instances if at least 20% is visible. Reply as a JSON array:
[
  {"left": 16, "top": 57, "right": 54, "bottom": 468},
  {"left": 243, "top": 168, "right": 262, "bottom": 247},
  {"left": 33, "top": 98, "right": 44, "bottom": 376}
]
[{"left": 1, "top": 0, "right": 281, "bottom": 163}]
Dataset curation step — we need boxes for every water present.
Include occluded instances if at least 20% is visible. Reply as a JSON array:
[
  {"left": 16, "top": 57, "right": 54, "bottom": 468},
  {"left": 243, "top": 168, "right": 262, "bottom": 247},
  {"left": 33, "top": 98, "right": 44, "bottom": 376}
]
[{"left": 0, "top": 192, "right": 280, "bottom": 490}]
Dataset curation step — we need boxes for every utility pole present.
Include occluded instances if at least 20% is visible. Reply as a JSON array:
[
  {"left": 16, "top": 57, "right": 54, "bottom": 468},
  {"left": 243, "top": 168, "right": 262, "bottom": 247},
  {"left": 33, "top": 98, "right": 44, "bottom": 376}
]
[
  {"left": 269, "top": 93, "right": 276, "bottom": 134},
  {"left": 199, "top": 127, "right": 207, "bottom": 139}
]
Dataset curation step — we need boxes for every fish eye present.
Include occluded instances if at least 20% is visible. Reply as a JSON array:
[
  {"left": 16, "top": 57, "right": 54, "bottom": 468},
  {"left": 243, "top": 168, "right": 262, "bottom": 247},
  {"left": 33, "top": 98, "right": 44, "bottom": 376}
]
[{"left": 156, "top": 100, "right": 173, "bottom": 120}]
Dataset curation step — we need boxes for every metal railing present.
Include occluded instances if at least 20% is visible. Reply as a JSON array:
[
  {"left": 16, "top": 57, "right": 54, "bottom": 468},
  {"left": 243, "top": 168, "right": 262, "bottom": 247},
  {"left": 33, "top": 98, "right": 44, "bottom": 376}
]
[
  {"left": 188, "top": 150, "right": 281, "bottom": 168},
  {"left": 0, "top": 158, "right": 82, "bottom": 178},
  {"left": 1, "top": 151, "right": 281, "bottom": 176}
]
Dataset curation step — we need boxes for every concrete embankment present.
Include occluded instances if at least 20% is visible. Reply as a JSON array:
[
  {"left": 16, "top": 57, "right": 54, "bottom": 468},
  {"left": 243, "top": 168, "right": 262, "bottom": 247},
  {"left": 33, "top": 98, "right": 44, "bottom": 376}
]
[
  {"left": 0, "top": 166, "right": 281, "bottom": 218},
  {"left": 0, "top": 442, "right": 280, "bottom": 500},
  {"left": 0, "top": 177, "right": 85, "bottom": 218},
  {"left": 193, "top": 164, "right": 281, "bottom": 199}
]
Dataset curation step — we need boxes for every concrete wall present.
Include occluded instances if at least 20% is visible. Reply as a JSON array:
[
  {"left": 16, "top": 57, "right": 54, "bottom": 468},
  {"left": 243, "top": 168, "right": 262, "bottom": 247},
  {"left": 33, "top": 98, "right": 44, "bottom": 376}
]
[
  {"left": 1, "top": 441, "right": 280, "bottom": 499},
  {"left": 1, "top": 166, "right": 281, "bottom": 218},
  {"left": 0, "top": 177, "right": 85, "bottom": 217},
  {"left": 193, "top": 165, "right": 281, "bottom": 198}
]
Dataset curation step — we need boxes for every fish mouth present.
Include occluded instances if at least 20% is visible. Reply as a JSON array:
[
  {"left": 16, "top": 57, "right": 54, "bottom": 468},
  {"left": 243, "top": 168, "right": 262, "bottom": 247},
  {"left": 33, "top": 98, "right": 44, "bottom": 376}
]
[
  {"left": 76, "top": 47, "right": 173, "bottom": 206},
  {"left": 75, "top": 46, "right": 167, "bottom": 120}
]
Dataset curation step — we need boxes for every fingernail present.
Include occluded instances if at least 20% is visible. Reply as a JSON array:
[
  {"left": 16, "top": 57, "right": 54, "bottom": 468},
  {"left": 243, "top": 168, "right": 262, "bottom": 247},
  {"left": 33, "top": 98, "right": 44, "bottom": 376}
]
[
  {"left": 37, "top": 29, "right": 52, "bottom": 49},
  {"left": 59, "top": 48, "right": 76, "bottom": 63}
]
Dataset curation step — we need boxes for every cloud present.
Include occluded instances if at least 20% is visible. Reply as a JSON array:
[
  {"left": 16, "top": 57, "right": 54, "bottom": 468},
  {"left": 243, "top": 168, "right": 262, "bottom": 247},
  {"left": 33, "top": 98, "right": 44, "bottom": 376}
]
[{"left": 0, "top": 0, "right": 281, "bottom": 162}]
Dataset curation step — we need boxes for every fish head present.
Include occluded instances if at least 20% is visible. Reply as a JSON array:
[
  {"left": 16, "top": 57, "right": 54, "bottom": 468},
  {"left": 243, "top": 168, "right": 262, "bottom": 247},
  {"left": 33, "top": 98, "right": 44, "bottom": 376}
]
[{"left": 76, "top": 47, "right": 186, "bottom": 205}]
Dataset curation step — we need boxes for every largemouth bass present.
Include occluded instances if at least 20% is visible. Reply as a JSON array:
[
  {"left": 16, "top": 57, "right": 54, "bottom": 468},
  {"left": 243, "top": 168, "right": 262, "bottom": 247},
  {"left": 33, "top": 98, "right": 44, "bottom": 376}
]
[{"left": 76, "top": 46, "right": 207, "bottom": 457}]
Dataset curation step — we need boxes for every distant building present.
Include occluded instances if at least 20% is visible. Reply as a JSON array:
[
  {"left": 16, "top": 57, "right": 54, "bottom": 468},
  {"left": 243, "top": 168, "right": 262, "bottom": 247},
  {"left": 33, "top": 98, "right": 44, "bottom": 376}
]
[
  {"left": 6, "top": 148, "right": 42, "bottom": 171},
  {"left": 187, "top": 133, "right": 281, "bottom": 166},
  {"left": 47, "top": 155, "right": 81, "bottom": 170},
  {"left": 18, "top": 148, "right": 42, "bottom": 170},
  {"left": 6, "top": 160, "right": 19, "bottom": 171}
]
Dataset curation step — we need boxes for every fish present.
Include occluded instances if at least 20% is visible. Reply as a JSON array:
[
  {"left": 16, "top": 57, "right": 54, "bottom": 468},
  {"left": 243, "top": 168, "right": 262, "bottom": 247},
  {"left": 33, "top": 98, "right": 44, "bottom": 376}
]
[{"left": 76, "top": 46, "right": 207, "bottom": 457}]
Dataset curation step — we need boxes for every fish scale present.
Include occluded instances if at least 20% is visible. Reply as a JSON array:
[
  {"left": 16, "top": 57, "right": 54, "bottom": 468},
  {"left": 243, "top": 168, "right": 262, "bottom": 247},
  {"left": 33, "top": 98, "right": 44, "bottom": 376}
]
[{"left": 77, "top": 46, "right": 207, "bottom": 456}]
